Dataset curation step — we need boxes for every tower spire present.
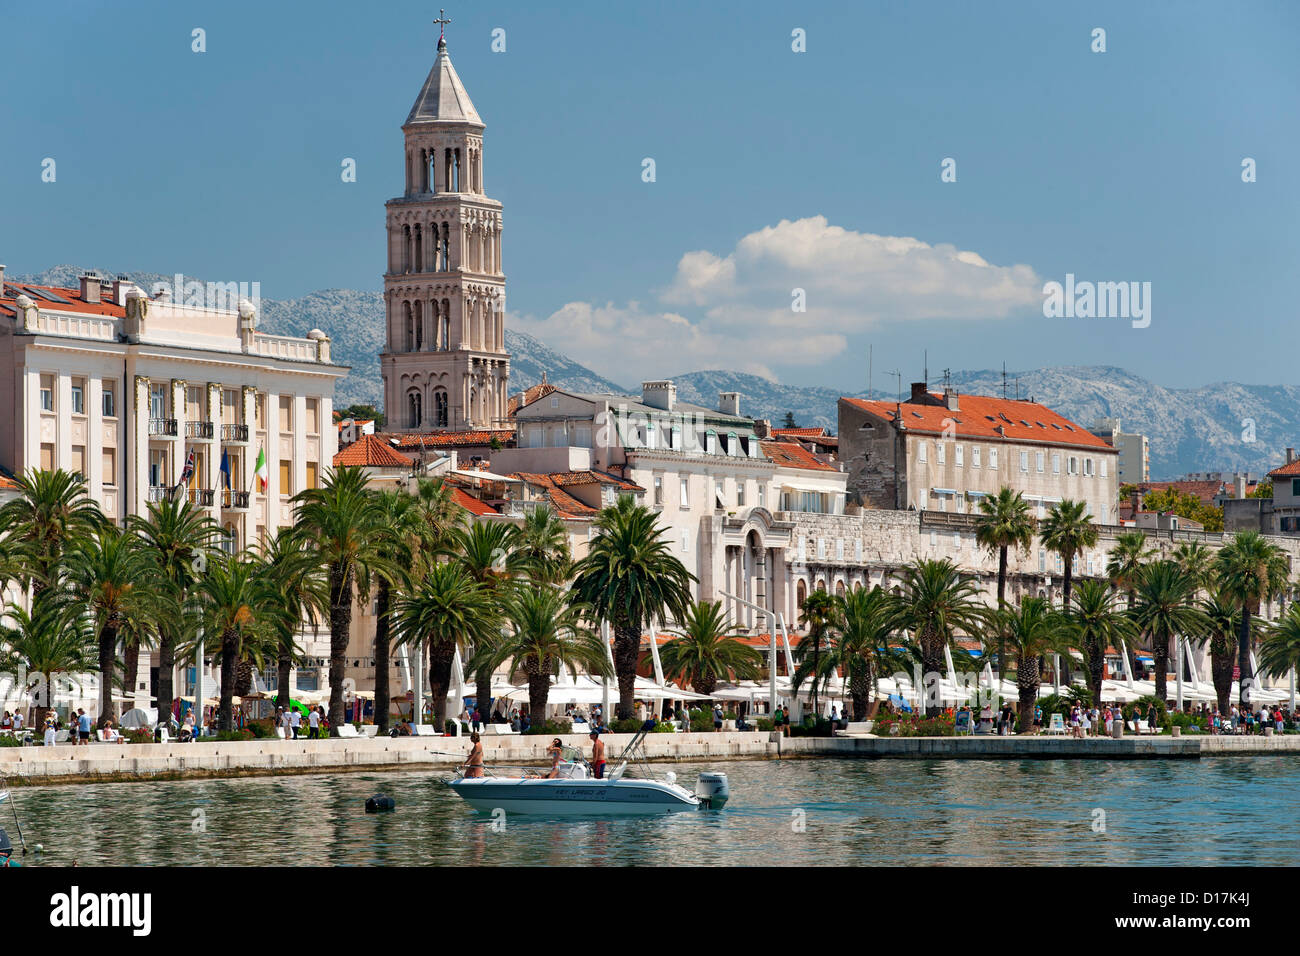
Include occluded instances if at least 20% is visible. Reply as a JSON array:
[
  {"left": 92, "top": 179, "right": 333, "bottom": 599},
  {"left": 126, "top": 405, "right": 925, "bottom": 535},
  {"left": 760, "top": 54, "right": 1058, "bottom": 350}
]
[{"left": 434, "top": 9, "right": 451, "bottom": 49}]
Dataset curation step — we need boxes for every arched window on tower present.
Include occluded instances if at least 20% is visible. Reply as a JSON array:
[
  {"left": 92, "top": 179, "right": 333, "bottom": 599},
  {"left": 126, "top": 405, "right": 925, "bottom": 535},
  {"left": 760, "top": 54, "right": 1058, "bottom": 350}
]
[
  {"left": 408, "top": 390, "right": 422, "bottom": 429},
  {"left": 414, "top": 224, "right": 423, "bottom": 274},
  {"left": 403, "top": 301, "right": 414, "bottom": 352},
  {"left": 402, "top": 225, "right": 412, "bottom": 273},
  {"left": 418, "top": 148, "right": 428, "bottom": 192},
  {"left": 441, "top": 301, "right": 451, "bottom": 349},
  {"left": 444, "top": 148, "right": 453, "bottom": 194},
  {"left": 413, "top": 300, "right": 424, "bottom": 351},
  {"left": 434, "top": 389, "right": 448, "bottom": 427},
  {"left": 440, "top": 223, "right": 450, "bottom": 271}
]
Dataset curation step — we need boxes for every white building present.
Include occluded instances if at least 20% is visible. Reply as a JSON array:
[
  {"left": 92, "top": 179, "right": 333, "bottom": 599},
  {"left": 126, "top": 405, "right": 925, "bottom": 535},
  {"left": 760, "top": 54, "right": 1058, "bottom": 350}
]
[{"left": 1093, "top": 416, "right": 1150, "bottom": 484}]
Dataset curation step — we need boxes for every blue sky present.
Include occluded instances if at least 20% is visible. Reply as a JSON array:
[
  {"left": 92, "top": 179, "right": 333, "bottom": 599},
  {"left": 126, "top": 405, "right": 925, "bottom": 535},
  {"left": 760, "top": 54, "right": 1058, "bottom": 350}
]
[{"left": 2, "top": 0, "right": 1296, "bottom": 391}]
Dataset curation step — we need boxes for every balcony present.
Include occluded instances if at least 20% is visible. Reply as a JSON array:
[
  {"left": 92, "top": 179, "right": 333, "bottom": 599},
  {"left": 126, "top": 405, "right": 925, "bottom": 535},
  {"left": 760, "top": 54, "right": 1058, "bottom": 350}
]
[
  {"left": 147, "top": 486, "right": 169, "bottom": 503},
  {"left": 221, "top": 423, "right": 249, "bottom": 442},
  {"left": 222, "top": 489, "right": 250, "bottom": 510},
  {"left": 186, "top": 421, "right": 214, "bottom": 440},
  {"left": 148, "top": 418, "right": 178, "bottom": 437},
  {"left": 187, "top": 488, "right": 215, "bottom": 507}
]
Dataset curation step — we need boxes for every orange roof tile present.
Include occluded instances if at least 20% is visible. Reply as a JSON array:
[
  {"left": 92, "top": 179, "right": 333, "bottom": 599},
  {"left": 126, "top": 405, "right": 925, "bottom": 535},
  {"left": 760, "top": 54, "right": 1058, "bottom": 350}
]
[
  {"left": 508, "top": 382, "right": 557, "bottom": 417},
  {"left": 842, "top": 393, "right": 1114, "bottom": 452},
  {"left": 772, "top": 427, "right": 829, "bottom": 438},
  {"left": 0, "top": 280, "right": 129, "bottom": 319},
  {"left": 1127, "top": 480, "right": 1224, "bottom": 505},
  {"left": 1268, "top": 460, "right": 1300, "bottom": 479},
  {"left": 451, "top": 487, "right": 500, "bottom": 516},
  {"left": 510, "top": 473, "right": 601, "bottom": 519},
  {"left": 547, "top": 470, "right": 643, "bottom": 491},
  {"left": 760, "top": 440, "right": 838, "bottom": 472},
  {"left": 388, "top": 430, "right": 514, "bottom": 449},
  {"left": 332, "top": 433, "right": 413, "bottom": 469}
]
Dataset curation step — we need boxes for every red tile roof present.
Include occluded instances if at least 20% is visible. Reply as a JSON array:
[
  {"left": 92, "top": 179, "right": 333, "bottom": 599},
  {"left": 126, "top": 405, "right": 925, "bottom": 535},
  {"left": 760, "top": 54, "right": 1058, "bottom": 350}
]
[
  {"left": 451, "top": 487, "right": 500, "bottom": 516},
  {"left": 510, "top": 473, "right": 601, "bottom": 519},
  {"left": 332, "top": 434, "right": 413, "bottom": 469},
  {"left": 0, "top": 280, "right": 128, "bottom": 319},
  {"left": 547, "top": 470, "right": 643, "bottom": 492},
  {"left": 1126, "top": 480, "right": 1224, "bottom": 506},
  {"left": 1268, "top": 460, "right": 1300, "bottom": 479},
  {"left": 842, "top": 393, "right": 1114, "bottom": 451},
  {"left": 508, "top": 382, "right": 557, "bottom": 417},
  {"left": 773, "top": 427, "right": 829, "bottom": 438},
  {"left": 388, "top": 430, "right": 514, "bottom": 449},
  {"left": 760, "top": 440, "right": 839, "bottom": 472}
]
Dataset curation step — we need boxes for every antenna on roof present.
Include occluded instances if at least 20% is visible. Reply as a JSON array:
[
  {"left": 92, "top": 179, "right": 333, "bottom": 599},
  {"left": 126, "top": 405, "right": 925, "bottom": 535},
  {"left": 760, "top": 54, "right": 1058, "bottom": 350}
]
[
  {"left": 942, "top": 368, "right": 951, "bottom": 389},
  {"left": 888, "top": 369, "right": 901, "bottom": 410},
  {"left": 868, "top": 344, "right": 872, "bottom": 400},
  {"left": 1015, "top": 376, "right": 1021, "bottom": 401},
  {"left": 923, "top": 350, "right": 928, "bottom": 389},
  {"left": 1001, "top": 362, "right": 1008, "bottom": 399}
]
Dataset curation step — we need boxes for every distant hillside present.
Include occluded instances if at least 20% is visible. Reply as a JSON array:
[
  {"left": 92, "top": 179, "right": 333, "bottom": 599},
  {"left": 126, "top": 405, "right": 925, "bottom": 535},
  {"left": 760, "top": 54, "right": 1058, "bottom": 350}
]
[{"left": 14, "top": 267, "right": 1298, "bottom": 478}]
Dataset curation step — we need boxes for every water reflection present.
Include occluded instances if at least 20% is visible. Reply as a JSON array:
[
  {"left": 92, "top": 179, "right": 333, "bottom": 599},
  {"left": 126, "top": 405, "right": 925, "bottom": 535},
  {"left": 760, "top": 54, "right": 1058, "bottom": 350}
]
[{"left": 9, "top": 757, "right": 1300, "bottom": 866}]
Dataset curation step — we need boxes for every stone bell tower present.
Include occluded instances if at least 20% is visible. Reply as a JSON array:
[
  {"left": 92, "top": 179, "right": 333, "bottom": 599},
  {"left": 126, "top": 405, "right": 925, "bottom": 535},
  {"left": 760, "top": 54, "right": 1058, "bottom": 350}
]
[{"left": 381, "top": 14, "right": 509, "bottom": 432}]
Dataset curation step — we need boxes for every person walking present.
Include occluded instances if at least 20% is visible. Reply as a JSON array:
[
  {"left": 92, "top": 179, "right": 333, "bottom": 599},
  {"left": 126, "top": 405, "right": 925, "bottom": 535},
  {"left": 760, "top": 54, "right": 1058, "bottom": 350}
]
[
  {"left": 307, "top": 705, "right": 321, "bottom": 739},
  {"left": 289, "top": 706, "right": 301, "bottom": 739},
  {"left": 42, "top": 709, "right": 58, "bottom": 747},
  {"left": 77, "top": 708, "right": 92, "bottom": 747}
]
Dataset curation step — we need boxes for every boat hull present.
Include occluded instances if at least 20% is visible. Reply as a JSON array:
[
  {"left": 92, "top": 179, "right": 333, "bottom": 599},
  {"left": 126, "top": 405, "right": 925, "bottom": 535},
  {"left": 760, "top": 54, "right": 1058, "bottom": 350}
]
[{"left": 446, "top": 776, "right": 701, "bottom": 815}]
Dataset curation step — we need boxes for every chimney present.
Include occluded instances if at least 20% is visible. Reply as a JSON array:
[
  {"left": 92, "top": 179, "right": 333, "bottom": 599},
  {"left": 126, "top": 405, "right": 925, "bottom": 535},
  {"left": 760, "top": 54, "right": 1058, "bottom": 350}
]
[
  {"left": 943, "top": 387, "right": 959, "bottom": 411},
  {"left": 79, "top": 272, "right": 101, "bottom": 304},
  {"left": 111, "top": 274, "right": 131, "bottom": 306},
  {"left": 641, "top": 380, "right": 676, "bottom": 412},
  {"left": 753, "top": 418, "right": 772, "bottom": 439},
  {"left": 909, "top": 382, "right": 930, "bottom": 404},
  {"left": 1288, "top": 448, "right": 1296, "bottom": 465},
  {"left": 718, "top": 391, "right": 740, "bottom": 416},
  {"left": 1235, "top": 473, "right": 1247, "bottom": 499}
]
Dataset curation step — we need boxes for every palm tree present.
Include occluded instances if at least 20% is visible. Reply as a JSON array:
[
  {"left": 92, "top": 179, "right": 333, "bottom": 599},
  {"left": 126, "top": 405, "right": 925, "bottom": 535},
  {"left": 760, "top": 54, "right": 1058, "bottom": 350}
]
[
  {"left": 453, "top": 520, "right": 524, "bottom": 721},
  {"left": 1106, "top": 529, "right": 1154, "bottom": 679},
  {"left": 130, "top": 496, "right": 218, "bottom": 721},
  {"left": 796, "top": 585, "right": 903, "bottom": 721},
  {"left": 1198, "top": 588, "right": 1245, "bottom": 712},
  {"left": 475, "top": 583, "right": 609, "bottom": 726},
  {"left": 1259, "top": 603, "right": 1300, "bottom": 687},
  {"left": 1172, "top": 540, "right": 1214, "bottom": 596},
  {"left": 0, "top": 590, "right": 96, "bottom": 730},
  {"left": 290, "top": 466, "right": 393, "bottom": 735},
  {"left": 662, "top": 600, "right": 763, "bottom": 698},
  {"left": 1067, "top": 578, "right": 1136, "bottom": 706},
  {"left": 0, "top": 468, "right": 104, "bottom": 592},
  {"left": 570, "top": 497, "right": 695, "bottom": 720},
  {"left": 974, "top": 487, "right": 1034, "bottom": 680},
  {"left": 894, "top": 559, "right": 990, "bottom": 717},
  {"left": 797, "top": 588, "right": 837, "bottom": 717},
  {"left": 66, "top": 526, "right": 160, "bottom": 728},
  {"left": 393, "top": 562, "right": 498, "bottom": 731},
  {"left": 0, "top": 530, "right": 34, "bottom": 597},
  {"left": 1040, "top": 499, "right": 1099, "bottom": 607},
  {"left": 515, "top": 506, "right": 572, "bottom": 585},
  {"left": 411, "top": 475, "right": 466, "bottom": 552},
  {"left": 1129, "top": 560, "right": 1206, "bottom": 703},
  {"left": 196, "top": 553, "right": 273, "bottom": 731},
  {"left": 258, "top": 530, "right": 328, "bottom": 714},
  {"left": 369, "top": 489, "right": 436, "bottom": 733},
  {"left": 1215, "top": 531, "right": 1289, "bottom": 706},
  {"left": 994, "top": 597, "right": 1069, "bottom": 733}
]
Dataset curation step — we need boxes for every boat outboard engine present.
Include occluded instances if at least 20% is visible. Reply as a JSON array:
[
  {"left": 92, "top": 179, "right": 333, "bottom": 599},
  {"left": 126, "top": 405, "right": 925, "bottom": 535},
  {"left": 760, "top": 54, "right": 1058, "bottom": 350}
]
[{"left": 694, "top": 771, "right": 730, "bottom": 809}]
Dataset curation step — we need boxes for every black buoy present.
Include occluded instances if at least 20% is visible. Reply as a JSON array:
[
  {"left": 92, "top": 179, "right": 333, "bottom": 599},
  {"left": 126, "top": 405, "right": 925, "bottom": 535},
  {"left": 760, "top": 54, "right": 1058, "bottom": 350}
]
[{"left": 365, "top": 794, "right": 396, "bottom": 813}]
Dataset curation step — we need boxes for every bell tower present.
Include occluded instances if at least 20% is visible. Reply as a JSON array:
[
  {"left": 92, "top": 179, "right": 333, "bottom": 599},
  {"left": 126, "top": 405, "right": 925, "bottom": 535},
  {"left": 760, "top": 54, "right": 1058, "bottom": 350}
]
[{"left": 381, "top": 13, "right": 509, "bottom": 432}]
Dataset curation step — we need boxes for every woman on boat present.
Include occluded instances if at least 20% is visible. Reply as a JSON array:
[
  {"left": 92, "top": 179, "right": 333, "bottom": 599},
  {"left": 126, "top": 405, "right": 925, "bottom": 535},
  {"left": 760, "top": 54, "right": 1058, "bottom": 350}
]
[
  {"left": 545, "top": 738, "right": 564, "bottom": 778},
  {"left": 462, "top": 732, "right": 484, "bottom": 778}
]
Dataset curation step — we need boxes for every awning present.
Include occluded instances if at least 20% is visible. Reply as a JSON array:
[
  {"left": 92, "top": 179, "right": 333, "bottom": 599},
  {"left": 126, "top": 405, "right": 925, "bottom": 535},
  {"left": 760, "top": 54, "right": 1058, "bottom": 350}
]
[
  {"left": 452, "top": 469, "right": 522, "bottom": 483},
  {"left": 931, "top": 488, "right": 957, "bottom": 496}
]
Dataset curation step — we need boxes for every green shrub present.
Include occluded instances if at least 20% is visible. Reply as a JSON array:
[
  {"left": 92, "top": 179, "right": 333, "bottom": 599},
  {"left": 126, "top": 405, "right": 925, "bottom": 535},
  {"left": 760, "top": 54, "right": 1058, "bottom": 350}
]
[
  {"left": 688, "top": 708, "right": 714, "bottom": 732},
  {"left": 610, "top": 718, "right": 641, "bottom": 733},
  {"left": 247, "top": 719, "right": 277, "bottom": 739},
  {"left": 1122, "top": 695, "right": 1167, "bottom": 724},
  {"left": 790, "top": 717, "right": 835, "bottom": 738},
  {"left": 756, "top": 718, "right": 775, "bottom": 732},
  {"left": 0, "top": 735, "right": 24, "bottom": 747},
  {"left": 652, "top": 721, "right": 676, "bottom": 733},
  {"left": 123, "top": 728, "right": 153, "bottom": 744},
  {"left": 524, "top": 719, "right": 573, "bottom": 736},
  {"left": 202, "top": 729, "right": 255, "bottom": 742},
  {"left": 873, "top": 714, "right": 955, "bottom": 738},
  {"left": 1162, "top": 711, "right": 1209, "bottom": 733},
  {"left": 723, "top": 710, "right": 738, "bottom": 721}
]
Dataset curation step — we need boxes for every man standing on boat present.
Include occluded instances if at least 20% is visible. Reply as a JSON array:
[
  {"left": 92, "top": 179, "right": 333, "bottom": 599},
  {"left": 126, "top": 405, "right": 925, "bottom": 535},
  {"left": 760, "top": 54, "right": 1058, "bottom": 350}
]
[{"left": 589, "top": 730, "right": 606, "bottom": 779}]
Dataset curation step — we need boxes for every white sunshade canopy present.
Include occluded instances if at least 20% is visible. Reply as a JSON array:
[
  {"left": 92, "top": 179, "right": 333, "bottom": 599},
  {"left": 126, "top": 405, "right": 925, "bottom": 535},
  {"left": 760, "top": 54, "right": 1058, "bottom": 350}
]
[
  {"left": 504, "top": 675, "right": 710, "bottom": 704},
  {"left": 451, "top": 469, "right": 522, "bottom": 483}
]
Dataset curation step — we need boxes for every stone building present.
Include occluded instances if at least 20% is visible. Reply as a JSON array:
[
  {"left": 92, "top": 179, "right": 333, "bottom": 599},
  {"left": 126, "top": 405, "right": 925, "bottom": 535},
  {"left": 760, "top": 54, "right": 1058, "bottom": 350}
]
[
  {"left": 380, "top": 28, "right": 509, "bottom": 432},
  {"left": 839, "top": 384, "right": 1119, "bottom": 524}
]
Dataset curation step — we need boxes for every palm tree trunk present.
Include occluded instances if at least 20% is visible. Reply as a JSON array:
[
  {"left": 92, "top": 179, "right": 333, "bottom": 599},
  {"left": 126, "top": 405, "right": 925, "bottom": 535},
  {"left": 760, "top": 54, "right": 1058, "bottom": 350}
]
[
  {"left": 158, "top": 626, "right": 176, "bottom": 728},
  {"left": 1211, "top": 639, "right": 1234, "bottom": 713},
  {"left": 1062, "top": 559, "right": 1074, "bottom": 608},
  {"left": 276, "top": 638, "right": 292, "bottom": 712},
  {"left": 850, "top": 671, "right": 871, "bottom": 722},
  {"left": 613, "top": 621, "right": 640, "bottom": 720},
  {"left": 1125, "top": 588, "right": 1141, "bottom": 679},
  {"left": 374, "top": 580, "right": 392, "bottom": 734},
  {"left": 527, "top": 665, "right": 550, "bottom": 730},
  {"left": 920, "top": 631, "right": 943, "bottom": 719},
  {"left": 97, "top": 622, "right": 118, "bottom": 730},
  {"left": 1088, "top": 634, "right": 1104, "bottom": 709},
  {"left": 997, "top": 546, "right": 1008, "bottom": 681},
  {"left": 219, "top": 627, "right": 237, "bottom": 731},
  {"left": 234, "top": 657, "right": 254, "bottom": 697},
  {"left": 474, "top": 664, "right": 493, "bottom": 726},
  {"left": 1017, "top": 652, "right": 1039, "bottom": 733},
  {"left": 1237, "top": 605, "right": 1253, "bottom": 706},
  {"left": 327, "top": 562, "right": 353, "bottom": 736},
  {"left": 1153, "top": 630, "right": 1169, "bottom": 703},
  {"left": 428, "top": 641, "right": 456, "bottom": 732},
  {"left": 122, "top": 640, "right": 140, "bottom": 711}
]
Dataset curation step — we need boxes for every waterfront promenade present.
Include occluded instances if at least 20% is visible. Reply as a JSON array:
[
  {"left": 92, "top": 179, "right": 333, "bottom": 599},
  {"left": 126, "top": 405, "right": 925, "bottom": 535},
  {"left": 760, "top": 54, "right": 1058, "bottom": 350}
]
[{"left": 4, "top": 731, "right": 1300, "bottom": 786}]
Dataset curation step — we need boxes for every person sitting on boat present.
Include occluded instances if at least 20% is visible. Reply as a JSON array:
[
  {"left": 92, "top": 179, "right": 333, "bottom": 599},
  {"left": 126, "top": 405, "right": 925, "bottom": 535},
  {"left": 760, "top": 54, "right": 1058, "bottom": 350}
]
[
  {"left": 545, "top": 738, "right": 564, "bottom": 778},
  {"left": 462, "top": 732, "right": 484, "bottom": 778},
  {"left": 589, "top": 730, "right": 607, "bottom": 779}
]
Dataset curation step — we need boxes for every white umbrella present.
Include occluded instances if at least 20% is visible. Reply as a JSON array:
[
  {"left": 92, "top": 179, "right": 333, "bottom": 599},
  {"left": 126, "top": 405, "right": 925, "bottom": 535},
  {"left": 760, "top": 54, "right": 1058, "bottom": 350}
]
[{"left": 119, "top": 707, "right": 157, "bottom": 729}]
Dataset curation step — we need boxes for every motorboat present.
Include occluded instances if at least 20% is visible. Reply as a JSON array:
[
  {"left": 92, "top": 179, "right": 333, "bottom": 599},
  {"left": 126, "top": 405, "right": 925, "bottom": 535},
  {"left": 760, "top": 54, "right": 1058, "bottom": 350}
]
[{"left": 445, "top": 727, "right": 730, "bottom": 816}]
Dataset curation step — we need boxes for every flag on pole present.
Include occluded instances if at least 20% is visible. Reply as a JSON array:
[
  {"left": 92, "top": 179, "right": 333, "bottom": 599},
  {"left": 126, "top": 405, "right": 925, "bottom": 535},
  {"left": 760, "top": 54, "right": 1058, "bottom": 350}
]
[
  {"left": 219, "top": 450, "right": 232, "bottom": 490},
  {"left": 253, "top": 446, "right": 268, "bottom": 492},
  {"left": 171, "top": 448, "right": 195, "bottom": 500}
]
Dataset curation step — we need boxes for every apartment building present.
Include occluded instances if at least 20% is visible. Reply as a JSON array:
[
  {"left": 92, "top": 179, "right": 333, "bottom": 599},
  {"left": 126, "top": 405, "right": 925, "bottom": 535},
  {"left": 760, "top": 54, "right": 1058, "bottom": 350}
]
[
  {"left": 840, "top": 383, "right": 1119, "bottom": 524},
  {"left": 0, "top": 269, "right": 346, "bottom": 551},
  {"left": 1092, "top": 416, "right": 1150, "bottom": 483}
]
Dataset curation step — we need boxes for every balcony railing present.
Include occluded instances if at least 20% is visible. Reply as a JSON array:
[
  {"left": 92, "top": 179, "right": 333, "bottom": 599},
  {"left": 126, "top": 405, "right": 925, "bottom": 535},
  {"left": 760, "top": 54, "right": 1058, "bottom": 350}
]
[
  {"left": 186, "top": 421, "right": 214, "bottom": 440},
  {"left": 148, "top": 418, "right": 178, "bottom": 437},
  {"left": 187, "top": 488, "right": 215, "bottom": 507},
  {"left": 221, "top": 423, "right": 249, "bottom": 442},
  {"left": 147, "top": 486, "right": 169, "bottom": 503},
  {"left": 222, "top": 489, "right": 250, "bottom": 509}
]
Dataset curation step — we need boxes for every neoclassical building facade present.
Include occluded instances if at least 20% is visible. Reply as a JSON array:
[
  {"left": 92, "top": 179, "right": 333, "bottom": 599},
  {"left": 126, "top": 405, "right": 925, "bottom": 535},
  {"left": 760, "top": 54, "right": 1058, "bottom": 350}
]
[{"left": 381, "top": 29, "right": 510, "bottom": 432}]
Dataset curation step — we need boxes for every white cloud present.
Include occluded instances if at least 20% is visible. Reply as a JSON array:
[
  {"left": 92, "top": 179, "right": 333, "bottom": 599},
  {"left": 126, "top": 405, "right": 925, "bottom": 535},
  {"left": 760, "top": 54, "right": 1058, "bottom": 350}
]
[{"left": 512, "top": 216, "right": 1041, "bottom": 382}]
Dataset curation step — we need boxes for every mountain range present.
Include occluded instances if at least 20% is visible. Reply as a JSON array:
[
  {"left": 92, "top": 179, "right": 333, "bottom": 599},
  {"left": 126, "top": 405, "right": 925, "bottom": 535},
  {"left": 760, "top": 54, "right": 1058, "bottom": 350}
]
[{"left": 14, "top": 266, "right": 1297, "bottom": 480}]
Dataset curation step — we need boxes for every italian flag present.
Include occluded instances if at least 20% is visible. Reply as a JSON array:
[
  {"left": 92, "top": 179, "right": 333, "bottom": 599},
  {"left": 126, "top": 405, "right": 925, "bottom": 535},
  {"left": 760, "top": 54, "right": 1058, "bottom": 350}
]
[{"left": 253, "top": 446, "right": 268, "bottom": 492}]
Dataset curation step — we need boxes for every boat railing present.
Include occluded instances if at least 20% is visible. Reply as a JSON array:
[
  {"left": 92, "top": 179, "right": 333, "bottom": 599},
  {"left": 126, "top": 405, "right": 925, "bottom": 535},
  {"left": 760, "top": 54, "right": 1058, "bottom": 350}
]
[{"left": 454, "top": 760, "right": 592, "bottom": 781}]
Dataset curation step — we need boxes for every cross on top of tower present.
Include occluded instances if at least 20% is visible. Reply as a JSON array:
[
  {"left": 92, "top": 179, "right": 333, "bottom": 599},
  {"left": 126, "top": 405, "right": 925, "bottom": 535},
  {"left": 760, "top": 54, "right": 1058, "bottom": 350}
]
[{"left": 434, "top": 9, "right": 451, "bottom": 45}]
